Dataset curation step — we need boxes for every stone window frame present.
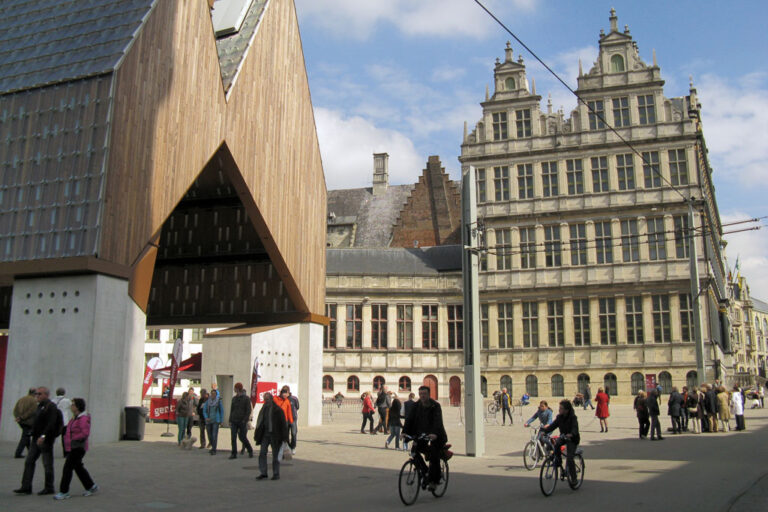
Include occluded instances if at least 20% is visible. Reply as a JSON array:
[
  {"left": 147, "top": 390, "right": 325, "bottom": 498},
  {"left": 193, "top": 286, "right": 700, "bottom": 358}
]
[
  {"left": 480, "top": 303, "right": 489, "bottom": 349},
  {"left": 679, "top": 293, "right": 693, "bottom": 342},
  {"left": 476, "top": 168, "right": 487, "bottom": 203},
  {"left": 345, "top": 303, "right": 362, "bottom": 349},
  {"left": 396, "top": 304, "right": 414, "bottom": 349},
  {"left": 421, "top": 304, "right": 438, "bottom": 350},
  {"left": 497, "top": 302, "right": 514, "bottom": 349},
  {"left": 322, "top": 375, "right": 334, "bottom": 392},
  {"left": 668, "top": 148, "right": 689, "bottom": 186},
  {"left": 517, "top": 163, "right": 534, "bottom": 199},
  {"left": 551, "top": 374, "right": 565, "bottom": 397},
  {"left": 347, "top": 375, "right": 360, "bottom": 392},
  {"left": 612, "top": 96, "right": 630, "bottom": 127},
  {"left": 493, "top": 166, "right": 510, "bottom": 201},
  {"left": 492, "top": 111, "right": 508, "bottom": 140},
  {"left": 587, "top": 100, "right": 605, "bottom": 130},
  {"left": 625, "top": 296, "right": 644, "bottom": 344},
  {"left": 525, "top": 375, "right": 539, "bottom": 397},
  {"left": 599, "top": 297, "right": 617, "bottom": 345},
  {"left": 595, "top": 220, "right": 613, "bottom": 264},
  {"left": 566, "top": 159, "right": 584, "bottom": 195},
  {"left": 495, "top": 228, "right": 512, "bottom": 270},
  {"left": 573, "top": 299, "right": 591, "bottom": 346},
  {"left": 652, "top": 294, "right": 671, "bottom": 343},
  {"left": 616, "top": 153, "right": 635, "bottom": 190},
  {"left": 519, "top": 227, "right": 537, "bottom": 269},
  {"left": 541, "top": 161, "right": 559, "bottom": 197},
  {"left": 610, "top": 54, "right": 625, "bottom": 73},
  {"left": 447, "top": 304, "right": 463, "bottom": 350},
  {"left": 515, "top": 108, "right": 532, "bottom": 138},
  {"left": 642, "top": 151, "right": 661, "bottom": 188},
  {"left": 544, "top": 225, "right": 562, "bottom": 268},
  {"left": 647, "top": 217, "right": 667, "bottom": 260},
  {"left": 522, "top": 301, "right": 539, "bottom": 348},
  {"left": 324, "top": 303, "right": 337, "bottom": 349},
  {"left": 570, "top": 223, "right": 587, "bottom": 266},
  {"left": 591, "top": 156, "right": 609, "bottom": 193},
  {"left": 370, "top": 303, "right": 388, "bottom": 350},
  {"left": 637, "top": 94, "right": 656, "bottom": 125},
  {"left": 548, "top": 300, "right": 564, "bottom": 347},
  {"left": 673, "top": 214, "right": 690, "bottom": 259},
  {"left": 620, "top": 219, "right": 640, "bottom": 262}
]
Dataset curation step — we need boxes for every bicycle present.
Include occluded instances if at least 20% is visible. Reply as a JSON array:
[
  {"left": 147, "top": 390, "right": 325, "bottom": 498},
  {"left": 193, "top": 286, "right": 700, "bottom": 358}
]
[
  {"left": 538, "top": 434, "right": 584, "bottom": 496},
  {"left": 487, "top": 395, "right": 515, "bottom": 416},
  {"left": 398, "top": 434, "right": 450, "bottom": 505},
  {"left": 523, "top": 425, "right": 553, "bottom": 470}
]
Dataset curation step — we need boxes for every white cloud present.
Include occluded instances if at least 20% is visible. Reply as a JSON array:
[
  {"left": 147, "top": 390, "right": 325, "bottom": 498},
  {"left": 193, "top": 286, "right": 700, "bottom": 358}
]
[
  {"left": 527, "top": 45, "right": 599, "bottom": 115},
  {"left": 314, "top": 107, "right": 423, "bottom": 190},
  {"left": 698, "top": 73, "right": 768, "bottom": 187},
  {"left": 721, "top": 211, "right": 768, "bottom": 300},
  {"left": 432, "top": 65, "right": 466, "bottom": 83},
  {"left": 295, "top": 0, "right": 536, "bottom": 40}
]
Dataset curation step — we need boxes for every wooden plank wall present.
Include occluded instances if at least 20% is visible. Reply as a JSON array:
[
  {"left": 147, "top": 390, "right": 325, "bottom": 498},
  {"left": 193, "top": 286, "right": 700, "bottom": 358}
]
[{"left": 102, "top": 0, "right": 326, "bottom": 316}]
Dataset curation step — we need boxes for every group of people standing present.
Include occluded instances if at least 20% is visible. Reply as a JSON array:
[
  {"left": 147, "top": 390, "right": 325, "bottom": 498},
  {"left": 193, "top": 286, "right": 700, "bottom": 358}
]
[
  {"left": 634, "top": 383, "right": 751, "bottom": 440},
  {"left": 12, "top": 386, "right": 98, "bottom": 500},
  {"left": 173, "top": 383, "right": 299, "bottom": 481},
  {"left": 360, "top": 387, "right": 419, "bottom": 451}
]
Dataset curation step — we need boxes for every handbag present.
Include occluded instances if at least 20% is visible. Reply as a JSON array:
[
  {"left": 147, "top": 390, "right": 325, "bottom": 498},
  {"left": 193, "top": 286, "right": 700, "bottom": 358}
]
[{"left": 71, "top": 438, "right": 86, "bottom": 450}]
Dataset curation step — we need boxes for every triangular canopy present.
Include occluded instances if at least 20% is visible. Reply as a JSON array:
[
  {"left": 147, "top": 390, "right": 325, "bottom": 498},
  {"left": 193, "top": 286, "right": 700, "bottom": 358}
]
[{"left": 152, "top": 353, "right": 202, "bottom": 380}]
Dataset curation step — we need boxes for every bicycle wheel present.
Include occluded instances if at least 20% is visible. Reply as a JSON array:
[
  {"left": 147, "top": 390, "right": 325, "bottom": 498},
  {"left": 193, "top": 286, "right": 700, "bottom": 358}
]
[
  {"left": 487, "top": 402, "right": 498, "bottom": 414},
  {"left": 399, "top": 459, "right": 421, "bottom": 505},
  {"left": 567, "top": 454, "right": 585, "bottom": 490},
  {"left": 523, "top": 441, "right": 540, "bottom": 470},
  {"left": 539, "top": 457, "right": 558, "bottom": 496},
  {"left": 431, "top": 459, "right": 449, "bottom": 497}
]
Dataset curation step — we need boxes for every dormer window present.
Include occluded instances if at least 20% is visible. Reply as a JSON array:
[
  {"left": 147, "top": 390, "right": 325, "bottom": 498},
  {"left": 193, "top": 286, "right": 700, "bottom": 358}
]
[
  {"left": 504, "top": 77, "right": 516, "bottom": 90},
  {"left": 610, "top": 54, "right": 625, "bottom": 72}
]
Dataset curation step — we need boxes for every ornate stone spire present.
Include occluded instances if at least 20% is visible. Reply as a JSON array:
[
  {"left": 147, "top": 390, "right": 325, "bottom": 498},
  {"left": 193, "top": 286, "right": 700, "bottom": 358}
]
[
  {"left": 485, "top": 84, "right": 490, "bottom": 101},
  {"left": 609, "top": 7, "right": 618, "bottom": 32},
  {"left": 578, "top": 58, "right": 583, "bottom": 77},
  {"left": 531, "top": 77, "right": 536, "bottom": 95},
  {"left": 505, "top": 41, "right": 513, "bottom": 63}
]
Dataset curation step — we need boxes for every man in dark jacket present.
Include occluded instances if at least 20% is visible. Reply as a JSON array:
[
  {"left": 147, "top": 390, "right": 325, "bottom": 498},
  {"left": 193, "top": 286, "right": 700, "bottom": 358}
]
[
  {"left": 13, "top": 388, "right": 38, "bottom": 459},
  {"left": 229, "top": 383, "right": 253, "bottom": 459},
  {"left": 646, "top": 389, "right": 663, "bottom": 440},
  {"left": 15, "top": 387, "right": 60, "bottom": 495},
  {"left": 668, "top": 387, "right": 684, "bottom": 434},
  {"left": 704, "top": 384, "right": 718, "bottom": 432},
  {"left": 254, "top": 392, "right": 289, "bottom": 480},
  {"left": 197, "top": 389, "right": 209, "bottom": 449},
  {"left": 403, "top": 386, "right": 447, "bottom": 490}
]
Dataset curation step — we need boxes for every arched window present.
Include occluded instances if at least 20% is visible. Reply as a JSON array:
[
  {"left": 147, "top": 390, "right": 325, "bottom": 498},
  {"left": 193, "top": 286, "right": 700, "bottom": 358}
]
[
  {"left": 577, "top": 373, "right": 590, "bottom": 395},
  {"left": 373, "top": 375, "right": 386, "bottom": 391},
  {"left": 500, "top": 375, "right": 513, "bottom": 395},
  {"left": 686, "top": 370, "right": 698, "bottom": 389},
  {"left": 322, "top": 375, "right": 334, "bottom": 392},
  {"left": 347, "top": 375, "right": 359, "bottom": 392},
  {"left": 505, "top": 77, "right": 515, "bottom": 90},
  {"left": 481, "top": 376, "right": 488, "bottom": 398},
  {"left": 610, "top": 54, "right": 625, "bottom": 72},
  {"left": 551, "top": 374, "right": 564, "bottom": 396},
  {"left": 631, "top": 372, "right": 644, "bottom": 395},
  {"left": 526, "top": 375, "right": 539, "bottom": 397},
  {"left": 399, "top": 376, "right": 411, "bottom": 392},
  {"left": 658, "top": 371, "right": 672, "bottom": 393},
  {"left": 604, "top": 373, "right": 617, "bottom": 395}
]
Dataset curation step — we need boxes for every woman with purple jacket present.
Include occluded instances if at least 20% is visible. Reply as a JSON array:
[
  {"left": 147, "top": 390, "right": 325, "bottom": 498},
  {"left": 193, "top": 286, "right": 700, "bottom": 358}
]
[{"left": 54, "top": 398, "right": 98, "bottom": 500}]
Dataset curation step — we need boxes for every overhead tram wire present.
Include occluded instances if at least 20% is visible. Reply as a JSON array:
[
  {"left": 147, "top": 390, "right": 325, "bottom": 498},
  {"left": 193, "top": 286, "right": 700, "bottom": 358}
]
[{"left": 472, "top": 0, "right": 689, "bottom": 202}]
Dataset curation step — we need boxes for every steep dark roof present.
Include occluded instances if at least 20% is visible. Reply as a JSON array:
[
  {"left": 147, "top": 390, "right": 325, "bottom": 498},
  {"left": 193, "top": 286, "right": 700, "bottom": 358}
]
[
  {"left": 327, "top": 246, "right": 462, "bottom": 276},
  {"left": 327, "top": 185, "right": 414, "bottom": 247},
  {"left": 752, "top": 297, "right": 768, "bottom": 314},
  {"left": 215, "top": 0, "right": 268, "bottom": 93},
  {"left": 0, "top": 0, "right": 155, "bottom": 95}
]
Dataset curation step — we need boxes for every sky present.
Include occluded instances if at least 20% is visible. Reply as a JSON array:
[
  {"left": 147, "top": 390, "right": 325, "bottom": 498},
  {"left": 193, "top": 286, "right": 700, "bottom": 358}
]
[{"left": 293, "top": 0, "right": 768, "bottom": 298}]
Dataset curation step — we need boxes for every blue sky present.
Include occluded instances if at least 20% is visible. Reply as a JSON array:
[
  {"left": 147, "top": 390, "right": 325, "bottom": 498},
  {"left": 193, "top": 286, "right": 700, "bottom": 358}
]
[{"left": 294, "top": 0, "right": 768, "bottom": 298}]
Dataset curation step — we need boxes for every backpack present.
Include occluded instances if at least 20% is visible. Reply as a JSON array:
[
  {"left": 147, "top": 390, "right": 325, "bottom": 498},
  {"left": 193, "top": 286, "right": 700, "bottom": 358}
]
[
  {"left": 53, "top": 407, "right": 64, "bottom": 438},
  {"left": 686, "top": 393, "right": 698, "bottom": 409}
]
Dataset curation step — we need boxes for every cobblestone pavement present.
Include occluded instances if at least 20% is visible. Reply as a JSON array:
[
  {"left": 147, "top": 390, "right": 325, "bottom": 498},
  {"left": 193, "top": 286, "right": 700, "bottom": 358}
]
[{"left": 1, "top": 403, "right": 766, "bottom": 511}]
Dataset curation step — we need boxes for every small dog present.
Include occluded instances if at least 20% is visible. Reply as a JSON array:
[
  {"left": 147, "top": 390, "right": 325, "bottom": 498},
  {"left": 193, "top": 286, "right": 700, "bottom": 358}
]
[{"left": 180, "top": 435, "right": 197, "bottom": 450}]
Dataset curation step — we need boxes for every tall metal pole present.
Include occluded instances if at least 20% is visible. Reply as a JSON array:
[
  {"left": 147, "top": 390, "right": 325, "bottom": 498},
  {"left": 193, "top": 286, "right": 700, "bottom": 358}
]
[
  {"left": 689, "top": 200, "right": 707, "bottom": 384},
  {"left": 462, "top": 165, "right": 484, "bottom": 457}
]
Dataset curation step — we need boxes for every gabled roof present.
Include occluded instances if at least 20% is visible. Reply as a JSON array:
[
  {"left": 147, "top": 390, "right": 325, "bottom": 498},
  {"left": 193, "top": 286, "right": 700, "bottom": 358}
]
[
  {"left": 327, "top": 185, "right": 414, "bottom": 247},
  {"left": 0, "top": 0, "right": 155, "bottom": 95},
  {"left": 215, "top": 0, "right": 268, "bottom": 93}
]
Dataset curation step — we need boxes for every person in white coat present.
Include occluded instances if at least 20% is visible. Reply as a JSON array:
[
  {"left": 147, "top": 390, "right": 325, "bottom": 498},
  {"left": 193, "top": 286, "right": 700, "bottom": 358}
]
[{"left": 732, "top": 385, "right": 745, "bottom": 431}]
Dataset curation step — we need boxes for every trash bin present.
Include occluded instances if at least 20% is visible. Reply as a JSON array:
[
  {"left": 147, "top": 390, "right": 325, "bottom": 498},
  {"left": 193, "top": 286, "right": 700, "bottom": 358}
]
[{"left": 124, "top": 406, "right": 148, "bottom": 440}]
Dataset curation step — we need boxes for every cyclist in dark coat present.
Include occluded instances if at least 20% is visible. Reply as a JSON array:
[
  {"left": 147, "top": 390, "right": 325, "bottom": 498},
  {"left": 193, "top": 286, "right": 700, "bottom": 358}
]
[
  {"left": 541, "top": 400, "right": 580, "bottom": 481},
  {"left": 403, "top": 386, "right": 447, "bottom": 490}
]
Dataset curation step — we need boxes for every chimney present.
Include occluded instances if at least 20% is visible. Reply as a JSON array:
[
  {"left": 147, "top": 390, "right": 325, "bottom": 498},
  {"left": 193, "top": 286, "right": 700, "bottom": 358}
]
[{"left": 373, "top": 152, "right": 389, "bottom": 196}]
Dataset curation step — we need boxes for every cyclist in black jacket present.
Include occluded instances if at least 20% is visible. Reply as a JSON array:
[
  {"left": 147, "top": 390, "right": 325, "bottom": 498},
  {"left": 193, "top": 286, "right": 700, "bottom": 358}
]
[
  {"left": 403, "top": 386, "right": 447, "bottom": 490},
  {"left": 541, "top": 399, "right": 580, "bottom": 481}
]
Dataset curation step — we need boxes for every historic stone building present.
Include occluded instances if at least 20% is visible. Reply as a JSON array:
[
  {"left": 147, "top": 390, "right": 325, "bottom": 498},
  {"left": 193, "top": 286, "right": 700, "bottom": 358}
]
[
  {"left": 458, "top": 9, "right": 729, "bottom": 400},
  {"left": 727, "top": 275, "right": 768, "bottom": 388}
]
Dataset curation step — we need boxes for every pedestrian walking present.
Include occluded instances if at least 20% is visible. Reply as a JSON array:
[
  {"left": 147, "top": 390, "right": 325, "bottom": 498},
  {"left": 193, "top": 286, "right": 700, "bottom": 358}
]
[
  {"left": 633, "top": 391, "right": 650, "bottom": 439},
  {"left": 53, "top": 398, "right": 98, "bottom": 500},
  {"left": 228, "top": 382, "right": 253, "bottom": 459},
  {"left": 500, "top": 387, "right": 513, "bottom": 425},
  {"left": 287, "top": 386, "right": 300, "bottom": 455},
  {"left": 402, "top": 392, "right": 416, "bottom": 451},
  {"left": 203, "top": 389, "right": 223, "bottom": 454},
  {"left": 732, "top": 385, "right": 745, "bottom": 431},
  {"left": 361, "top": 392, "right": 375, "bottom": 434},
  {"left": 385, "top": 397, "right": 403, "bottom": 450},
  {"left": 186, "top": 387, "right": 197, "bottom": 438},
  {"left": 375, "top": 386, "right": 391, "bottom": 433},
  {"left": 51, "top": 388, "right": 72, "bottom": 457},
  {"left": 175, "top": 392, "right": 191, "bottom": 445},
  {"left": 667, "top": 387, "right": 684, "bottom": 434},
  {"left": 273, "top": 385, "right": 295, "bottom": 460},
  {"left": 595, "top": 387, "right": 610, "bottom": 432},
  {"left": 582, "top": 385, "right": 595, "bottom": 410},
  {"left": 254, "top": 392, "right": 289, "bottom": 481},
  {"left": 13, "top": 388, "right": 37, "bottom": 459},
  {"left": 646, "top": 389, "right": 663, "bottom": 441},
  {"left": 704, "top": 384, "right": 718, "bottom": 432},
  {"left": 716, "top": 386, "right": 731, "bottom": 432},
  {"left": 196, "top": 389, "right": 209, "bottom": 449},
  {"left": 15, "top": 387, "right": 61, "bottom": 495}
]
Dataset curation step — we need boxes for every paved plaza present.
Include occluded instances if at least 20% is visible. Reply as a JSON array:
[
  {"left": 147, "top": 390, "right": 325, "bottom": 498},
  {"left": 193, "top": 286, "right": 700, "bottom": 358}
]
[{"left": 1, "top": 403, "right": 767, "bottom": 511}]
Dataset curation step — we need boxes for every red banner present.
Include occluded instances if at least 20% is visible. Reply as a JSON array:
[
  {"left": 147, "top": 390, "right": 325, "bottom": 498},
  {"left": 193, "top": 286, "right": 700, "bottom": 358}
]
[
  {"left": 168, "top": 338, "right": 183, "bottom": 408},
  {"left": 256, "top": 382, "right": 278, "bottom": 404},
  {"left": 150, "top": 398, "right": 177, "bottom": 420},
  {"left": 142, "top": 365, "right": 154, "bottom": 399},
  {"left": 645, "top": 374, "right": 657, "bottom": 392},
  {"left": 250, "top": 357, "right": 260, "bottom": 407}
]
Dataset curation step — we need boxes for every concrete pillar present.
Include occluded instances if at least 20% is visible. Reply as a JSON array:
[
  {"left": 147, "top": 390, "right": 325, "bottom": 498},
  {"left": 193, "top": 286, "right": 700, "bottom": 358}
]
[{"left": 1, "top": 275, "right": 145, "bottom": 443}]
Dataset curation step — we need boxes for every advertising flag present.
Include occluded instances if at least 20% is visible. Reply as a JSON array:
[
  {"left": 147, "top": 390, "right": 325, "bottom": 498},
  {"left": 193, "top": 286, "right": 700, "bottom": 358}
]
[
  {"left": 250, "top": 357, "right": 260, "bottom": 407},
  {"left": 142, "top": 356, "right": 163, "bottom": 399},
  {"left": 168, "top": 337, "right": 183, "bottom": 406}
]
